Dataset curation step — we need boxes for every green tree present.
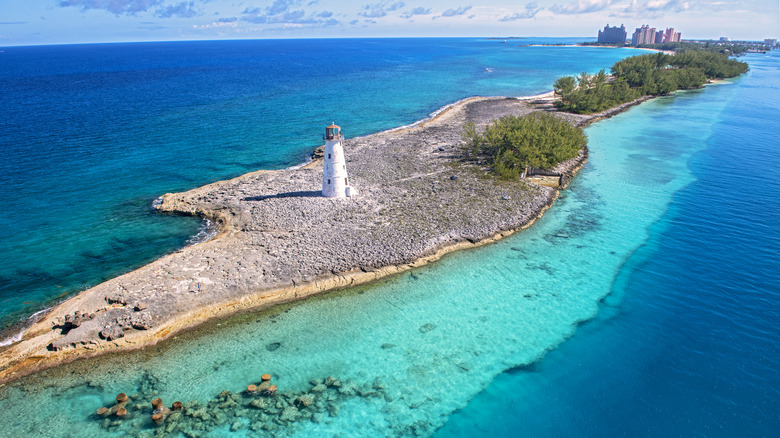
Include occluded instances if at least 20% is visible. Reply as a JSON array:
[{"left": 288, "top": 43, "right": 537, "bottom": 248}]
[
  {"left": 554, "top": 49, "right": 747, "bottom": 114},
  {"left": 462, "top": 113, "right": 587, "bottom": 179}
]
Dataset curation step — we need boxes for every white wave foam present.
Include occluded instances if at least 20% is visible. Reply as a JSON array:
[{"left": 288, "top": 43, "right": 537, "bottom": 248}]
[
  {"left": 0, "top": 307, "right": 51, "bottom": 347},
  {"left": 151, "top": 196, "right": 164, "bottom": 210},
  {"left": 0, "top": 330, "right": 23, "bottom": 347},
  {"left": 185, "top": 218, "right": 218, "bottom": 247},
  {"left": 286, "top": 154, "right": 314, "bottom": 170}
]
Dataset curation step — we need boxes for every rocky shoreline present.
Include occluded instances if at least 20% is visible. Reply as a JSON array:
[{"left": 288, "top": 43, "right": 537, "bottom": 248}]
[{"left": 0, "top": 93, "right": 639, "bottom": 385}]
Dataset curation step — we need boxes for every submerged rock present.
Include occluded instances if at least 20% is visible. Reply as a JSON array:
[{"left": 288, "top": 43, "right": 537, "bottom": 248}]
[
  {"left": 295, "top": 394, "right": 315, "bottom": 408},
  {"left": 337, "top": 381, "right": 357, "bottom": 396},
  {"left": 279, "top": 406, "right": 300, "bottom": 422},
  {"left": 93, "top": 374, "right": 396, "bottom": 436},
  {"left": 372, "top": 377, "right": 388, "bottom": 390},
  {"left": 419, "top": 323, "right": 436, "bottom": 333},
  {"left": 249, "top": 398, "right": 267, "bottom": 409},
  {"left": 323, "top": 376, "right": 341, "bottom": 387}
]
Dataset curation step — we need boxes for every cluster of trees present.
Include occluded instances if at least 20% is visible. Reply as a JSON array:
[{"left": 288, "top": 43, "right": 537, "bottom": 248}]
[
  {"left": 553, "top": 70, "right": 639, "bottom": 113},
  {"left": 554, "top": 51, "right": 748, "bottom": 114},
  {"left": 581, "top": 41, "right": 768, "bottom": 56},
  {"left": 462, "top": 112, "right": 586, "bottom": 179}
]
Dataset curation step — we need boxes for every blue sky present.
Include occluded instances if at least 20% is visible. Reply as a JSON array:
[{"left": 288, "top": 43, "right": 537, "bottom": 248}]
[{"left": 1, "top": 0, "right": 777, "bottom": 46}]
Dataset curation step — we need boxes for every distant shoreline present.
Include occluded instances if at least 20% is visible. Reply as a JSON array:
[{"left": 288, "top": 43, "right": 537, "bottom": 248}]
[
  {"left": 0, "top": 90, "right": 651, "bottom": 386},
  {"left": 572, "top": 44, "right": 676, "bottom": 55}
]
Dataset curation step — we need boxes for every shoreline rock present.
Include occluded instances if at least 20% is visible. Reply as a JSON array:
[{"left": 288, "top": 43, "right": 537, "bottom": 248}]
[{"left": 0, "top": 94, "right": 633, "bottom": 385}]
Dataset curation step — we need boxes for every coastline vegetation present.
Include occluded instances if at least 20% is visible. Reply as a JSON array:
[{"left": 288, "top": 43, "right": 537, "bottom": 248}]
[
  {"left": 635, "top": 41, "right": 764, "bottom": 55},
  {"left": 580, "top": 41, "right": 769, "bottom": 55},
  {"left": 554, "top": 51, "right": 748, "bottom": 114},
  {"left": 462, "top": 112, "right": 586, "bottom": 179}
]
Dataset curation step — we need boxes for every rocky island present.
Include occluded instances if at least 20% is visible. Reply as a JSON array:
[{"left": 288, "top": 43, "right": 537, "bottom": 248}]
[{"left": 0, "top": 94, "right": 605, "bottom": 384}]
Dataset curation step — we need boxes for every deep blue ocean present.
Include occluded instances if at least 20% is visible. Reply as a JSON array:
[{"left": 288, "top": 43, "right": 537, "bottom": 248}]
[{"left": 0, "top": 39, "right": 777, "bottom": 437}]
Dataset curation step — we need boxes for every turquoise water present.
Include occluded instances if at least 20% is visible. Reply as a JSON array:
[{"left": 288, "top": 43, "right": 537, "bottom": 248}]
[
  {"left": 437, "top": 52, "right": 780, "bottom": 436},
  {"left": 0, "top": 38, "right": 638, "bottom": 331},
  {"left": 0, "top": 42, "right": 777, "bottom": 437}
]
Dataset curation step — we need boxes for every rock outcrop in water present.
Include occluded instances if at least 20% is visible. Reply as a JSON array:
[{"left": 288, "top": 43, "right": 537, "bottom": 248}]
[
  {"left": 0, "top": 95, "right": 595, "bottom": 384},
  {"left": 94, "top": 374, "right": 409, "bottom": 437}
]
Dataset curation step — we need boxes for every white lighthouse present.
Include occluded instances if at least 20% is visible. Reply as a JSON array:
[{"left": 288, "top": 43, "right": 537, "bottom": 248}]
[{"left": 322, "top": 123, "right": 356, "bottom": 198}]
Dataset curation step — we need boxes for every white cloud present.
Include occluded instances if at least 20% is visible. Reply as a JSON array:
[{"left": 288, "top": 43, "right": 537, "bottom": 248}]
[
  {"left": 624, "top": 0, "right": 691, "bottom": 14},
  {"left": 58, "top": 0, "right": 209, "bottom": 18},
  {"left": 500, "top": 2, "right": 543, "bottom": 21},
  {"left": 59, "top": 0, "right": 164, "bottom": 16},
  {"left": 360, "top": 1, "right": 406, "bottom": 18},
  {"left": 401, "top": 6, "right": 431, "bottom": 18},
  {"left": 434, "top": 5, "right": 473, "bottom": 19},
  {"left": 550, "top": 0, "right": 613, "bottom": 15},
  {"left": 241, "top": 0, "right": 339, "bottom": 26},
  {"left": 157, "top": 1, "right": 198, "bottom": 18},
  {"left": 192, "top": 19, "right": 239, "bottom": 29},
  {"left": 607, "top": 0, "right": 692, "bottom": 19}
]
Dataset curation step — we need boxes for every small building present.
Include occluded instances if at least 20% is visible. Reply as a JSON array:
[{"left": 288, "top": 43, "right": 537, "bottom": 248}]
[{"left": 321, "top": 123, "right": 357, "bottom": 198}]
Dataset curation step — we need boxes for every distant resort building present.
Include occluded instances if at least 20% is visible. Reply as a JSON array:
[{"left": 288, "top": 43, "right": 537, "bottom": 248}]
[
  {"left": 663, "top": 28, "right": 682, "bottom": 43},
  {"left": 596, "top": 24, "right": 682, "bottom": 46},
  {"left": 632, "top": 25, "right": 657, "bottom": 46},
  {"left": 631, "top": 25, "right": 681, "bottom": 46},
  {"left": 597, "top": 24, "right": 627, "bottom": 44}
]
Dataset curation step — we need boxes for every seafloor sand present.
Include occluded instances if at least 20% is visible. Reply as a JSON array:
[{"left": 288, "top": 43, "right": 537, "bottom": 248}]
[{"left": 0, "top": 94, "right": 636, "bottom": 384}]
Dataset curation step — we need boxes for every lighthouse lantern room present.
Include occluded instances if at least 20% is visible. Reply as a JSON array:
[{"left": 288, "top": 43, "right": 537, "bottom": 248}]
[{"left": 322, "top": 123, "right": 356, "bottom": 198}]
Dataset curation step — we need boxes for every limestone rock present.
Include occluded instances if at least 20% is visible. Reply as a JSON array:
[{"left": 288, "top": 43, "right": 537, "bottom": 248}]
[
  {"left": 130, "top": 312, "right": 153, "bottom": 330},
  {"left": 63, "top": 311, "right": 94, "bottom": 329},
  {"left": 115, "top": 312, "right": 152, "bottom": 331},
  {"left": 105, "top": 295, "right": 127, "bottom": 305},
  {"left": 100, "top": 325, "right": 124, "bottom": 341}
]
